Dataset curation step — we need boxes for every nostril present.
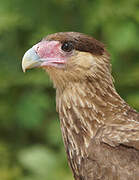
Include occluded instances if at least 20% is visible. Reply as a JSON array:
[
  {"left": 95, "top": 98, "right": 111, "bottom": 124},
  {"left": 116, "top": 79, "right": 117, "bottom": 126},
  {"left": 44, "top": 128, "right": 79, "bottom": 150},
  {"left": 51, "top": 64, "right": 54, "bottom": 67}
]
[
  {"left": 33, "top": 44, "right": 40, "bottom": 53},
  {"left": 36, "top": 46, "right": 40, "bottom": 52}
]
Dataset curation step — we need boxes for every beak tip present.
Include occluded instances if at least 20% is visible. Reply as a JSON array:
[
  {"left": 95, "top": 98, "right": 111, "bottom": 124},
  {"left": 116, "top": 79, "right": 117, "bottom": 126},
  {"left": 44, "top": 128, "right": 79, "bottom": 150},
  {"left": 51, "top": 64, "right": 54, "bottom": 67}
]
[
  {"left": 22, "top": 68, "right": 26, "bottom": 73},
  {"left": 22, "top": 59, "right": 26, "bottom": 73}
]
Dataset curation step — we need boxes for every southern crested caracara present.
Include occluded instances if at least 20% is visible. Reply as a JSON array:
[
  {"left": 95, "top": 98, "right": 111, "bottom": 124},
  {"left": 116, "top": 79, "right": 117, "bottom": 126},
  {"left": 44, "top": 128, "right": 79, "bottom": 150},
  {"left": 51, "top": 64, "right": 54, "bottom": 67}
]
[{"left": 22, "top": 32, "right": 139, "bottom": 180}]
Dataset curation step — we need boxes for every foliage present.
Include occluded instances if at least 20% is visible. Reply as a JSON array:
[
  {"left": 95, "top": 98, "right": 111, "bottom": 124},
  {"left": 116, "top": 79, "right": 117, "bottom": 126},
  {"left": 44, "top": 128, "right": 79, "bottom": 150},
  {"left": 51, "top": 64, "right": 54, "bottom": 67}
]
[{"left": 0, "top": 0, "right": 139, "bottom": 179}]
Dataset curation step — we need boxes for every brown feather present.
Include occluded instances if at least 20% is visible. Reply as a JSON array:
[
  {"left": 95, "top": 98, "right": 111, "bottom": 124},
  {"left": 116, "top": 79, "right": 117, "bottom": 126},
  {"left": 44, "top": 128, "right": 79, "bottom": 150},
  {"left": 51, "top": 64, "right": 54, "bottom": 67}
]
[{"left": 44, "top": 32, "right": 139, "bottom": 180}]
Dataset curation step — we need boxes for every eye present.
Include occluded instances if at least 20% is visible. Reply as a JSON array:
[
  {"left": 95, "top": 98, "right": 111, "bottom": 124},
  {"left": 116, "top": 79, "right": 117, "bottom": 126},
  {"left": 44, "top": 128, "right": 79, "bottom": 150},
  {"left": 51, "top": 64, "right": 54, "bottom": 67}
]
[{"left": 61, "top": 41, "right": 74, "bottom": 52}]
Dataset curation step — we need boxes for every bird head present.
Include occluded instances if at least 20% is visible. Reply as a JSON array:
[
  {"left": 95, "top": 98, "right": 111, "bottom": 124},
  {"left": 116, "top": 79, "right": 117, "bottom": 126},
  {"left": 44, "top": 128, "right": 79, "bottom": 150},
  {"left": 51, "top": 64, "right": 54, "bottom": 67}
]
[{"left": 22, "top": 32, "right": 110, "bottom": 90}]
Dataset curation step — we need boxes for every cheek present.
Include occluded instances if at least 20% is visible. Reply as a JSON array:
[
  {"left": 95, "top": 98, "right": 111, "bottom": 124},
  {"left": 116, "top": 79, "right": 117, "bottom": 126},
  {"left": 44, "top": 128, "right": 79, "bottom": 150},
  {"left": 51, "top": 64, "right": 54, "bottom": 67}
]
[{"left": 69, "top": 52, "right": 97, "bottom": 69}]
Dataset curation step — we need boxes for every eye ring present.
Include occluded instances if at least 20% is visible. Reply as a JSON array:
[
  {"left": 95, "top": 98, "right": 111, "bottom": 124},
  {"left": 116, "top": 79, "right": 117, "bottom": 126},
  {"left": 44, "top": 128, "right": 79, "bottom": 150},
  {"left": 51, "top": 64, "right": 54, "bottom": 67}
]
[{"left": 61, "top": 41, "right": 74, "bottom": 52}]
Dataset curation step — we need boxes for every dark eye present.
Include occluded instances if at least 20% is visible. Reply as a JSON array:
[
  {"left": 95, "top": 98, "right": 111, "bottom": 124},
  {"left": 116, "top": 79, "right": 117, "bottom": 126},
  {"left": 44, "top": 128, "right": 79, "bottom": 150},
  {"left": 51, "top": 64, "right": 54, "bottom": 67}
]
[{"left": 61, "top": 42, "right": 74, "bottom": 52}]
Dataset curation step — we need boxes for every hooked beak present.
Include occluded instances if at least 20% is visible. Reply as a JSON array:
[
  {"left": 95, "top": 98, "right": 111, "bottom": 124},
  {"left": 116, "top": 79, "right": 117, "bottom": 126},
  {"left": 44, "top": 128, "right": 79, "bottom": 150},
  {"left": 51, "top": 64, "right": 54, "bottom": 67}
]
[
  {"left": 22, "top": 47, "right": 43, "bottom": 72},
  {"left": 22, "top": 45, "right": 66, "bottom": 72}
]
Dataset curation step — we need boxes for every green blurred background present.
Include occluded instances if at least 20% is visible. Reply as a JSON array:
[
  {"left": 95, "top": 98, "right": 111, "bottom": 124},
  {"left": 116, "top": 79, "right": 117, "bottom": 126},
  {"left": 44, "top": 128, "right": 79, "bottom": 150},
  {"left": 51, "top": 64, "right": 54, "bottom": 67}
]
[{"left": 0, "top": 0, "right": 139, "bottom": 179}]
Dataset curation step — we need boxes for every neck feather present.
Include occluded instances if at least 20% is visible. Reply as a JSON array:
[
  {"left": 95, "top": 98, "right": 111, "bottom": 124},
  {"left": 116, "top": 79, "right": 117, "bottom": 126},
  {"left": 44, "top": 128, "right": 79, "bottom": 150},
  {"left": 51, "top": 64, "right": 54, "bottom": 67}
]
[
  {"left": 45, "top": 53, "right": 139, "bottom": 178},
  {"left": 46, "top": 54, "right": 132, "bottom": 154},
  {"left": 56, "top": 75, "right": 130, "bottom": 153}
]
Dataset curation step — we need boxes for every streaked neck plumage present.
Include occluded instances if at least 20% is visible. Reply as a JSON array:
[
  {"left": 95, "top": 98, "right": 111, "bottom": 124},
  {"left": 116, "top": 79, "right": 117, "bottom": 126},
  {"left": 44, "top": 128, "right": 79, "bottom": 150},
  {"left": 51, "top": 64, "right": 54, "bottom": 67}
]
[
  {"left": 46, "top": 54, "right": 130, "bottom": 149},
  {"left": 46, "top": 54, "right": 137, "bottom": 178}
]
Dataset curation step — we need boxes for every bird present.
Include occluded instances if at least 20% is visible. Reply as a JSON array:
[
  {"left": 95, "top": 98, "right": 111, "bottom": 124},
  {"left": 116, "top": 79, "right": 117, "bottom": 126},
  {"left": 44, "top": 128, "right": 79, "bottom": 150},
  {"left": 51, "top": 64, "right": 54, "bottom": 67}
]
[{"left": 22, "top": 32, "right": 139, "bottom": 180}]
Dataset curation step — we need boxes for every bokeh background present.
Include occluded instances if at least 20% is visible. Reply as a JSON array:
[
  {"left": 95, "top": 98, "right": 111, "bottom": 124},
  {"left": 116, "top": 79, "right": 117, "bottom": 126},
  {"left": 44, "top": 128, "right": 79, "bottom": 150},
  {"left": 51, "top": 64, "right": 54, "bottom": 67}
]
[{"left": 0, "top": 0, "right": 139, "bottom": 180}]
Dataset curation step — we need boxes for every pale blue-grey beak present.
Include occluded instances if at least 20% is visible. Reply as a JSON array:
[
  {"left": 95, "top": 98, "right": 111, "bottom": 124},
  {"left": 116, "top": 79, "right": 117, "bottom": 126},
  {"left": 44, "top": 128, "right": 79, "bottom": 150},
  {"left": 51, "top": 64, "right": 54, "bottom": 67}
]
[{"left": 22, "top": 47, "right": 42, "bottom": 72}]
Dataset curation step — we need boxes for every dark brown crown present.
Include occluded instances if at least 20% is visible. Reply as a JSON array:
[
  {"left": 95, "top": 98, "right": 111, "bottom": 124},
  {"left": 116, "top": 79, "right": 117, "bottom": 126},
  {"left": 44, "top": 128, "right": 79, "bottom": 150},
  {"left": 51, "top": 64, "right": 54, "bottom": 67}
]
[{"left": 44, "top": 32, "right": 105, "bottom": 56}]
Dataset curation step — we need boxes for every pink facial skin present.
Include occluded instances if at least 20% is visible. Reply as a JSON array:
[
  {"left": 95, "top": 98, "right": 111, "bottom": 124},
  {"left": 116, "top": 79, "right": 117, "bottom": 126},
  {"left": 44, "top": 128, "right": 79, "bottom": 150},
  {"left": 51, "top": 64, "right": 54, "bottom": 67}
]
[{"left": 33, "top": 41, "right": 67, "bottom": 68}]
